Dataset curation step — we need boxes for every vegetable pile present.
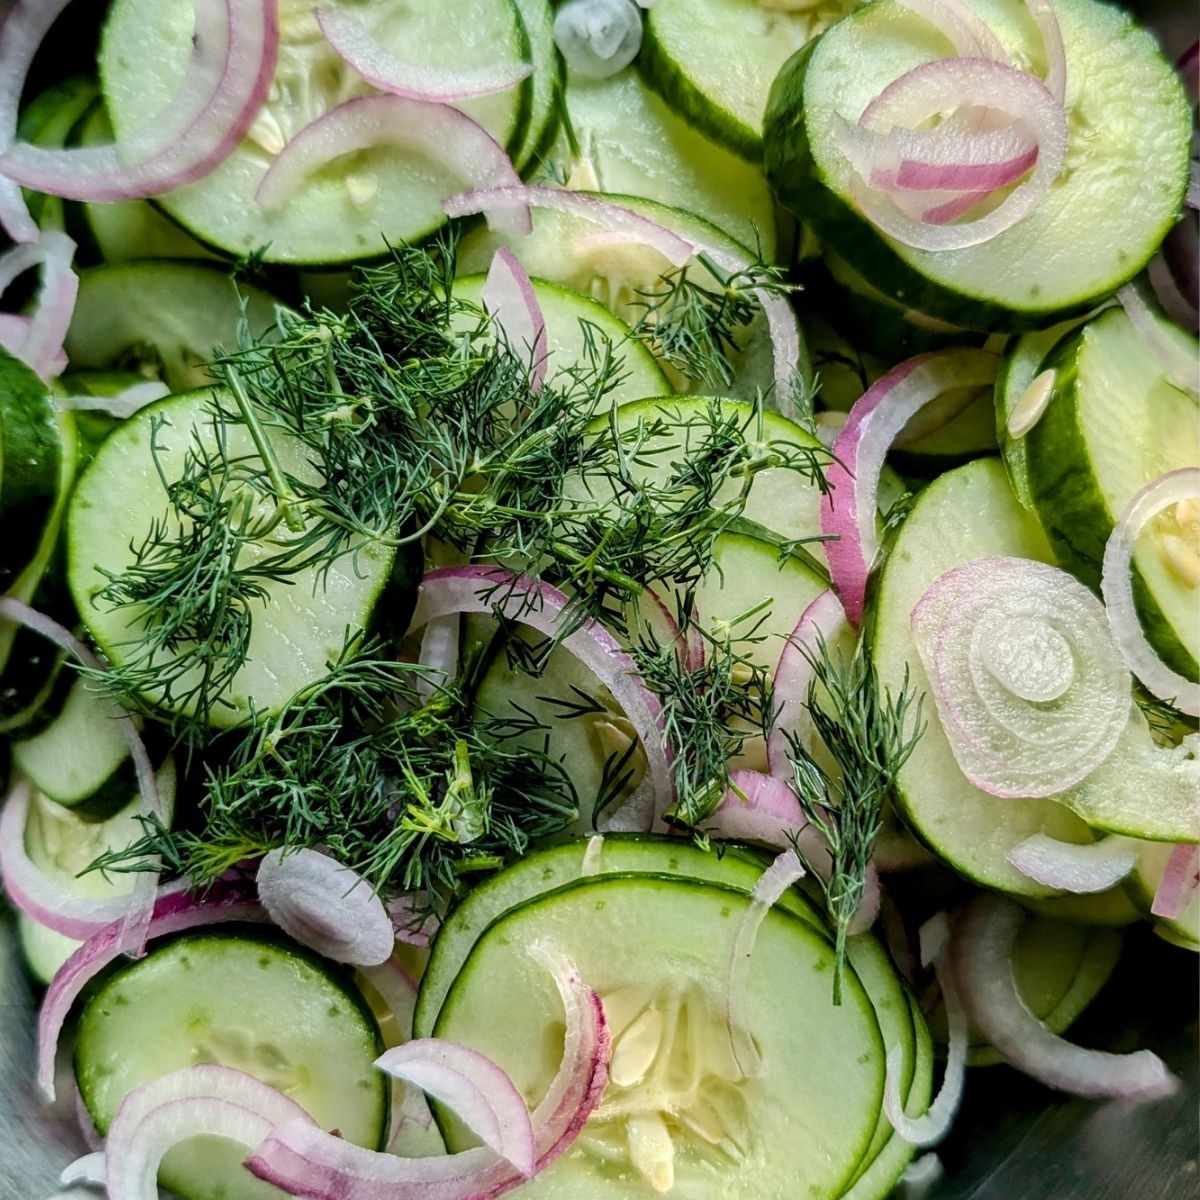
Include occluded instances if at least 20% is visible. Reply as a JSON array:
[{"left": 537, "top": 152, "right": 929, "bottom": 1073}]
[{"left": 0, "top": 1, "right": 1196, "bottom": 1198}]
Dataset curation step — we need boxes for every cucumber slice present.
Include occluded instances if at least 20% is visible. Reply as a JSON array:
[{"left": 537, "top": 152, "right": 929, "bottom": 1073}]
[
  {"left": 63, "top": 260, "right": 284, "bottom": 393},
  {"left": 67, "top": 388, "right": 402, "bottom": 725},
  {"left": 1020, "top": 306, "right": 1199, "bottom": 680},
  {"left": 75, "top": 928, "right": 389, "bottom": 1200},
  {"left": 435, "top": 873, "right": 885, "bottom": 1198},
  {"left": 1024, "top": 884, "right": 1142, "bottom": 928},
  {"left": 0, "top": 349, "right": 64, "bottom": 592},
  {"left": 100, "top": 0, "right": 532, "bottom": 265},
  {"left": 11, "top": 676, "right": 135, "bottom": 815},
  {"left": 1130, "top": 842, "right": 1200, "bottom": 948},
  {"left": 17, "top": 762, "right": 177, "bottom": 983},
  {"left": 451, "top": 273, "right": 669, "bottom": 404},
  {"left": 872, "top": 459, "right": 1103, "bottom": 895},
  {"left": 766, "top": 0, "right": 1193, "bottom": 328},
  {"left": 926, "top": 915, "right": 1122, "bottom": 1067},
  {"left": 639, "top": 0, "right": 856, "bottom": 162},
  {"left": 547, "top": 66, "right": 777, "bottom": 255},
  {"left": 511, "top": 0, "right": 562, "bottom": 171}
]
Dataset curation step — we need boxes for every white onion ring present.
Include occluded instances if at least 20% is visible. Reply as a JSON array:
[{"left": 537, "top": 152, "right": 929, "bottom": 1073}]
[
  {"left": 256, "top": 96, "right": 530, "bottom": 236},
  {"left": 1006, "top": 833, "right": 1139, "bottom": 893},
  {"left": 256, "top": 848, "right": 394, "bottom": 966},
  {"left": 481, "top": 247, "right": 549, "bottom": 392},
  {"left": 891, "top": 0, "right": 1010, "bottom": 62},
  {"left": 1100, "top": 468, "right": 1200, "bottom": 717},
  {"left": 953, "top": 894, "right": 1178, "bottom": 1097},
  {"left": 316, "top": 4, "right": 533, "bottom": 101},
  {"left": 911, "top": 556, "right": 1132, "bottom": 798},
  {"left": 822, "top": 349, "right": 999, "bottom": 625}
]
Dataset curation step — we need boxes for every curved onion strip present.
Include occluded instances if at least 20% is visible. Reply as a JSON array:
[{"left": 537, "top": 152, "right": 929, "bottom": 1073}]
[
  {"left": 766, "top": 589, "right": 850, "bottom": 778},
  {"left": 580, "top": 834, "right": 605, "bottom": 877},
  {"left": 388, "top": 894, "right": 440, "bottom": 947},
  {"left": 822, "top": 350, "right": 998, "bottom": 625},
  {"left": 0, "top": 597, "right": 162, "bottom": 955},
  {"left": 36, "top": 880, "right": 265, "bottom": 1101},
  {"left": 246, "top": 943, "right": 611, "bottom": 1199},
  {"left": 256, "top": 848, "right": 394, "bottom": 966},
  {"left": 703, "top": 770, "right": 880, "bottom": 934},
  {"left": 1151, "top": 844, "right": 1200, "bottom": 920},
  {"left": 256, "top": 96, "right": 528, "bottom": 234},
  {"left": 1147, "top": 247, "right": 1199, "bottom": 333},
  {"left": 410, "top": 566, "right": 672, "bottom": 817},
  {"left": 596, "top": 776, "right": 657, "bottom": 834},
  {"left": 725, "top": 849, "right": 805, "bottom": 1078},
  {"left": 0, "top": 0, "right": 278, "bottom": 202},
  {"left": 416, "top": 615, "right": 461, "bottom": 704},
  {"left": 105, "top": 1066, "right": 312, "bottom": 1200},
  {"left": 481, "top": 247, "right": 549, "bottom": 391},
  {"left": 0, "top": 780, "right": 145, "bottom": 939},
  {"left": 1007, "top": 834, "right": 1139, "bottom": 893},
  {"left": 954, "top": 895, "right": 1178, "bottom": 1097},
  {"left": 1116, "top": 283, "right": 1199, "bottom": 395},
  {"left": 60, "top": 1151, "right": 106, "bottom": 1186},
  {"left": 56, "top": 379, "right": 170, "bottom": 419},
  {"left": 885, "top": 913, "right": 966, "bottom": 1146},
  {"left": 643, "top": 588, "right": 703, "bottom": 674},
  {"left": 844, "top": 59, "right": 1066, "bottom": 252},
  {"left": 0, "top": 232, "right": 78, "bottom": 380},
  {"left": 891, "top": 0, "right": 1010, "bottom": 61},
  {"left": 0, "top": 313, "right": 63, "bottom": 374},
  {"left": 443, "top": 185, "right": 693, "bottom": 269},
  {"left": 910, "top": 557, "right": 1131, "bottom": 798},
  {"left": 376, "top": 1040, "right": 536, "bottom": 1174},
  {"left": 316, "top": 4, "right": 532, "bottom": 101},
  {"left": 359, "top": 955, "right": 419, "bottom": 1043},
  {"left": 1027, "top": 0, "right": 1067, "bottom": 103},
  {"left": 1100, "top": 469, "right": 1200, "bottom": 717}
]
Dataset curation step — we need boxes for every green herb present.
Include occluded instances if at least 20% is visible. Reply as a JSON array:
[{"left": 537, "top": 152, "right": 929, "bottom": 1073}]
[{"left": 784, "top": 637, "right": 924, "bottom": 1004}]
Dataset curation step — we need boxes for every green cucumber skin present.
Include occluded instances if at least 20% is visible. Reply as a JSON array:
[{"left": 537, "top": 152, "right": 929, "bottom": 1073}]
[
  {"left": 638, "top": 14, "right": 761, "bottom": 164},
  {"left": 763, "top": 41, "right": 1182, "bottom": 333},
  {"left": 1024, "top": 332, "right": 1198, "bottom": 682}
]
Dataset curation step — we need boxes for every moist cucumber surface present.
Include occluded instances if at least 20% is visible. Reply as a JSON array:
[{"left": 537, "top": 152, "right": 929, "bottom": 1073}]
[
  {"left": 766, "top": 0, "right": 1192, "bottom": 327},
  {"left": 435, "top": 873, "right": 886, "bottom": 1198},
  {"left": 100, "top": 0, "right": 533, "bottom": 264},
  {"left": 75, "top": 927, "right": 388, "bottom": 1200}
]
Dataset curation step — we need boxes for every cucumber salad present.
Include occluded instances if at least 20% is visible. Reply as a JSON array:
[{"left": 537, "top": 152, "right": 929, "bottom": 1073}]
[{"left": 0, "top": 1, "right": 1195, "bottom": 1198}]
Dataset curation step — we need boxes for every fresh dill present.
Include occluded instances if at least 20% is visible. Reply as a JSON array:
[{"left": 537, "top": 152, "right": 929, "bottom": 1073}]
[{"left": 784, "top": 636, "right": 924, "bottom": 1004}]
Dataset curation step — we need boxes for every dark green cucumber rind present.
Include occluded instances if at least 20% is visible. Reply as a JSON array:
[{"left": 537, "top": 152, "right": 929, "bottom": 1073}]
[
  {"left": 512, "top": 0, "right": 564, "bottom": 173},
  {"left": 0, "top": 351, "right": 63, "bottom": 592},
  {"left": 763, "top": 40, "right": 1182, "bottom": 332},
  {"left": 1024, "top": 331, "right": 1198, "bottom": 681},
  {"left": 638, "top": 14, "right": 761, "bottom": 164},
  {"left": 0, "top": 640, "right": 71, "bottom": 737}
]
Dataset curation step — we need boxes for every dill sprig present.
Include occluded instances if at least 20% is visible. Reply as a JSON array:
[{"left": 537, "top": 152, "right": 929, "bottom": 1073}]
[{"left": 784, "top": 637, "right": 924, "bottom": 1004}]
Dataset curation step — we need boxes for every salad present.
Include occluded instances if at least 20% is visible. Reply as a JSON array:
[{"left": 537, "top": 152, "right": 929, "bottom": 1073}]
[{"left": 0, "top": 0, "right": 1196, "bottom": 1198}]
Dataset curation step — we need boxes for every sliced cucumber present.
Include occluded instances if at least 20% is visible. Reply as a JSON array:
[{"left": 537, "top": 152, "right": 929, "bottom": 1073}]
[
  {"left": 63, "top": 260, "right": 284, "bottom": 393},
  {"left": 11, "top": 676, "right": 135, "bottom": 815},
  {"left": 451, "top": 272, "right": 669, "bottom": 403},
  {"left": 1019, "top": 305, "right": 1199, "bottom": 680},
  {"left": 17, "top": 762, "right": 177, "bottom": 983},
  {"left": 67, "top": 388, "right": 402, "bottom": 725},
  {"left": 766, "top": 0, "right": 1193, "bottom": 328},
  {"left": 639, "top": 0, "right": 856, "bottom": 162},
  {"left": 75, "top": 927, "right": 388, "bottom": 1200},
  {"left": 872, "top": 459, "right": 1104, "bottom": 896},
  {"left": 547, "top": 66, "right": 776, "bottom": 254},
  {"left": 435, "top": 873, "right": 885, "bottom": 1198},
  {"left": 100, "top": 0, "right": 532, "bottom": 265},
  {"left": 511, "top": 0, "right": 562, "bottom": 171},
  {"left": 1024, "top": 884, "right": 1142, "bottom": 928}
]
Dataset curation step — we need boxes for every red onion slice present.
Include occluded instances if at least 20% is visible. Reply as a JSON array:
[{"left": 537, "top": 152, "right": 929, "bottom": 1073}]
[
  {"left": 0, "top": 0, "right": 279, "bottom": 202},
  {"left": 481, "top": 247, "right": 548, "bottom": 391},
  {"left": 891, "top": 0, "right": 1010, "bottom": 62},
  {"left": 256, "top": 848, "right": 394, "bottom": 966},
  {"left": 766, "top": 589, "right": 850, "bottom": 778},
  {"left": 388, "top": 894, "right": 440, "bottom": 947},
  {"left": 316, "top": 4, "right": 533, "bottom": 101},
  {"left": 246, "top": 943, "right": 611, "bottom": 1199},
  {"left": 1151, "top": 844, "right": 1200, "bottom": 920},
  {"left": 256, "top": 96, "right": 530, "bottom": 236},
  {"left": 725, "top": 849, "right": 805, "bottom": 1078},
  {"left": 1100, "top": 469, "right": 1200, "bottom": 717},
  {"left": 375, "top": 1040, "right": 536, "bottom": 1174},
  {"left": 954, "top": 894, "right": 1178, "bottom": 1097},
  {"left": 842, "top": 59, "right": 1066, "bottom": 252},
  {"left": 36, "top": 880, "right": 265, "bottom": 1101},
  {"left": 410, "top": 567, "right": 672, "bottom": 818},
  {"left": 0, "top": 232, "right": 78, "bottom": 380},
  {"left": 910, "top": 556, "right": 1132, "bottom": 798},
  {"left": 885, "top": 913, "right": 966, "bottom": 1146},
  {"left": 1007, "top": 833, "right": 1139, "bottom": 893},
  {"left": 822, "top": 350, "right": 998, "bottom": 625},
  {"left": 1116, "top": 283, "right": 1199, "bottom": 395},
  {"left": 0, "top": 598, "right": 162, "bottom": 956}
]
